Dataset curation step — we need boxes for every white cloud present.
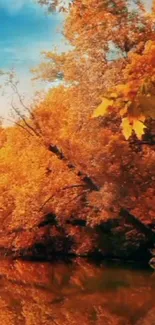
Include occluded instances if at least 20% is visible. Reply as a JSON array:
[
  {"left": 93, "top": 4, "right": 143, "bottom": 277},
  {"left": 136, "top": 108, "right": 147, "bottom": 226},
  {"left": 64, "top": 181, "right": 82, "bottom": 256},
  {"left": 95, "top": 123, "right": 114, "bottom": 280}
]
[
  {"left": 0, "top": 0, "right": 27, "bottom": 13},
  {"left": 0, "top": 37, "right": 69, "bottom": 124},
  {"left": 0, "top": 69, "right": 46, "bottom": 125},
  {"left": 0, "top": 0, "right": 42, "bottom": 15},
  {"left": 0, "top": 30, "right": 70, "bottom": 124},
  {"left": 1, "top": 36, "right": 68, "bottom": 70},
  {"left": 0, "top": 0, "right": 69, "bottom": 123}
]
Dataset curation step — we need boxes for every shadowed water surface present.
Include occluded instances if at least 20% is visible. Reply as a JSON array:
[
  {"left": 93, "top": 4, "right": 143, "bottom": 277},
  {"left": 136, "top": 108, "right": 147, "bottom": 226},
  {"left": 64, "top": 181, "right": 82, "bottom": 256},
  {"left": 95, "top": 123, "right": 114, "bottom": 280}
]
[{"left": 0, "top": 258, "right": 154, "bottom": 324}]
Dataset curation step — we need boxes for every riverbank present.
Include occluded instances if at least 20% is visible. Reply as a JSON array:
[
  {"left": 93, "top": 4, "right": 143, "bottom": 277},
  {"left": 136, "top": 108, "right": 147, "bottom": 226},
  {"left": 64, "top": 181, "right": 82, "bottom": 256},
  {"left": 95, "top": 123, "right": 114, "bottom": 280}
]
[{"left": 0, "top": 208, "right": 154, "bottom": 266}]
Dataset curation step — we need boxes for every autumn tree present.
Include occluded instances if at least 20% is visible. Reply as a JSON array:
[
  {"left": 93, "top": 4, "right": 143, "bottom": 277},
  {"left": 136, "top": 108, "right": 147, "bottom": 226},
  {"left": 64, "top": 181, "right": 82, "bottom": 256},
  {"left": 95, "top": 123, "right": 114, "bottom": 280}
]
[
  {"left": 0, "top": 0, "right": 154, "bottom": 258},
  {"left": 33, "top": 0, "right": 155, "bottom": 136},
  {"left": 31, "top": 0, "right": 155, "bottom": 226}
]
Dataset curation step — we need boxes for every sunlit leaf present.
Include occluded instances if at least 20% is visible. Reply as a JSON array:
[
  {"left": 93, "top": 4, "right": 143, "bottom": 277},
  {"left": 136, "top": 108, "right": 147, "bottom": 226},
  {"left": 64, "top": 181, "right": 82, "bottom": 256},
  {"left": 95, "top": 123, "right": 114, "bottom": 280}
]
[
  {"left": 121, "top": 118, "right": 133, "bottom": 140},
  {"left": 132, "top": 119, "right": 146, "bottom": 140},
  {"left": 92, "top": 98, "right": 113, "bottom": 118}
]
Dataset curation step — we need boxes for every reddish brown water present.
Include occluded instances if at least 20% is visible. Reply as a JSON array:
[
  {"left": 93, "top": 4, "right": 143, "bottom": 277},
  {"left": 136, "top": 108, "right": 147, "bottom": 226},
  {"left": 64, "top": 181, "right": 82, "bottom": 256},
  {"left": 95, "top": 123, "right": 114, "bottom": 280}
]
[{"left": 0, "top": 258, "right": 154, "bottom": 324}]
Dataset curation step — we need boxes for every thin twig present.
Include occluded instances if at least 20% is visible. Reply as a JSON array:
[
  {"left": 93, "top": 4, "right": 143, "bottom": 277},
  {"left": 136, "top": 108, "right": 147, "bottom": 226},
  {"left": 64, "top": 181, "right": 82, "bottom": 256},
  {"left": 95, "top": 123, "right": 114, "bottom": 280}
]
[
  {"left": 0, "top": 116, "right": 34, "bottom": 136},
  {"left": 11, "top": 81, "right": 43, "bottom": 135},
  {"left": 11, "top": 99, "right": 40, "bottom": 137},
  {"left": 39, "top": 184, "right": 87, "bottom": 211}
]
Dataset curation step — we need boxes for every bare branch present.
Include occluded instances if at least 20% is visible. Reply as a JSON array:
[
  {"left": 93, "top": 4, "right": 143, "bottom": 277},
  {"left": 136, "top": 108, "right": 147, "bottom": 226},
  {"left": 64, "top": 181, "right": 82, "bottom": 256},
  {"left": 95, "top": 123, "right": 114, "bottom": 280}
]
[
  {"left": 0, "top": 117, "right": 34, "bottom": 136},
  {"left": 10, "top": 81, "right": 43, "bottom": 135},
  {"left": 39, "top": 184, "right": 87, "bottom": 211},
  {"left": 11, "top": 98, "right": 40, "bottom": 137}
]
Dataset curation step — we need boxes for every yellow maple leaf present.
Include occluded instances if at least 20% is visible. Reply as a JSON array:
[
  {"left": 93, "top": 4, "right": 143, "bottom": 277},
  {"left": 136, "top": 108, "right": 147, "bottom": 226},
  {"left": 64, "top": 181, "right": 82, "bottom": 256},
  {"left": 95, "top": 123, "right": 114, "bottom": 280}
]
[
  {"left": 92, "top": 97, "right": 113, "bottom": 118},
  {"left": 121, "top": 117, "right": 133, "bottom": 140},
  {"left": 132, "top": 119, "right": 146, "bottom": 140}
]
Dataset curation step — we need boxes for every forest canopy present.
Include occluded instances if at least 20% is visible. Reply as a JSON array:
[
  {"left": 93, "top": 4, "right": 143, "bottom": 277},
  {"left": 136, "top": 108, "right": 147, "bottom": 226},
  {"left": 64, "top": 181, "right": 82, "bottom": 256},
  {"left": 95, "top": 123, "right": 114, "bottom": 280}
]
[{"left": 0, "top": 0, "right": 154, "bottom": 256}]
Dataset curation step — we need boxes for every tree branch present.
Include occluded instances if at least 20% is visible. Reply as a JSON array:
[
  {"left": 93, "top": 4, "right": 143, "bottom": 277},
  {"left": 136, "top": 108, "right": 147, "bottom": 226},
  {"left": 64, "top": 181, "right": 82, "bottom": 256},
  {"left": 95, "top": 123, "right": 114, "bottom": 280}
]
[
  {"left": 120, "top": 209, "right": 155, "bottom": 243},
  {"left": 11, "top": 99, "right": 40, "bottom": 137},
  {"left": 39, "top": 184, "right": 87, "bottom": 211},
  {"left": 10, "top": 81, "right": 43, "bottom": 136}
]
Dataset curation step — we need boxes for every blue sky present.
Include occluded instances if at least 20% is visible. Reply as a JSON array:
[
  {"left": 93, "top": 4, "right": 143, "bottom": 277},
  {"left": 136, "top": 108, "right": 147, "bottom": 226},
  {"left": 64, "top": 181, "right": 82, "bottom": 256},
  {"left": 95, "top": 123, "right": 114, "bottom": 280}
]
[
  {"left": 0, "top": 0, "right": 68, "bottom": 122},
  {"left": 0, "top": 0, "right": 152, "bottom": 122}
]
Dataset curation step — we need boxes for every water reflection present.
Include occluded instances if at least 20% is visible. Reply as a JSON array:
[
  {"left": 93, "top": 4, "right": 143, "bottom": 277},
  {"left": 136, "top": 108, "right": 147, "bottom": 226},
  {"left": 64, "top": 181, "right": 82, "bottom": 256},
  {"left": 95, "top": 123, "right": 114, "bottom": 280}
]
[{"left": 0, "top": 258, "right": 154, "bottom": 324}]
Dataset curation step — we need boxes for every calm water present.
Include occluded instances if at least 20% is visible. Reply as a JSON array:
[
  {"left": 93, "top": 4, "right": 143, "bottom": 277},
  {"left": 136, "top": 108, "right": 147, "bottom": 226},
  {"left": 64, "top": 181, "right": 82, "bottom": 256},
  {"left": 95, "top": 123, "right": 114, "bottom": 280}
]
[{"left": 0, "top": 258, "right": 154, "bottom": 325}]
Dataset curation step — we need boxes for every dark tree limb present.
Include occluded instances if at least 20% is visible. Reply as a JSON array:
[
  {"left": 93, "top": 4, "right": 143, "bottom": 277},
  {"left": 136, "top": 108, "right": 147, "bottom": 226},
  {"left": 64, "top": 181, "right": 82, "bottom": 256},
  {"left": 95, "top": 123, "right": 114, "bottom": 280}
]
[
  {"left": 120, "top": 209, "right": 155, "bottom": 243},
  {"left": 7, "top": 75, "right": 100, "bottom": 193},
  {"left": 49, "top": 144, "right": 100, "bottom": 191}
]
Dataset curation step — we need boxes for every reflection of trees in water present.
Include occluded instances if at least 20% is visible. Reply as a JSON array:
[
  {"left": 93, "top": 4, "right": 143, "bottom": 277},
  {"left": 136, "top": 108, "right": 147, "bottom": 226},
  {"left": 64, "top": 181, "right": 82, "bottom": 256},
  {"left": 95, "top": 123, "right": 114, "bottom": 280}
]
[{"left": 0, "top": 258, "right": 154, "bottom": 324}]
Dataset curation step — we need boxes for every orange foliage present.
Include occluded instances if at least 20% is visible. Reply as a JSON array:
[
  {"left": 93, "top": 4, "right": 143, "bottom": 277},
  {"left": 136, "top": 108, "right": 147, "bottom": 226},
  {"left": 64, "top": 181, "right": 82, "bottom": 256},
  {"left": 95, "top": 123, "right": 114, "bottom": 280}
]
[{"left": 0, "top": 0, "right": 155, "bottom": 257}]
